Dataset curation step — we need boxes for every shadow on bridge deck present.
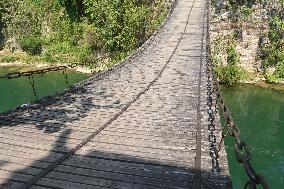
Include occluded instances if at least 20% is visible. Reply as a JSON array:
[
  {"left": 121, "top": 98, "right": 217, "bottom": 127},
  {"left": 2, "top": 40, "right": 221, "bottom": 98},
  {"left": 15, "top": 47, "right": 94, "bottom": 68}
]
[
  {"left": 0, "top": 58, "right": 232, "bottom": 188},
  {"left": 0, "top": 128, "right": 231, "bottom": 189},
  {"left": 0, "top": 82, "right": 123, "bottom": 133}
]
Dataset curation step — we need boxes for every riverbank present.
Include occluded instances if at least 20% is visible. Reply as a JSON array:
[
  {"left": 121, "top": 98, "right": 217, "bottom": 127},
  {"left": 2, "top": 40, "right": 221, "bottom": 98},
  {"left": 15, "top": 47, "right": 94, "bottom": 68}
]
[
  {"left": 2, "top": 54, "right": 284, "bottom": 91},
  {"left": 253, "top": 81, "right": 284, "bottom": 91},
  {"left": 0, "top": 61, "right": 93, "bottom": 74},
  {"left": 240, "top": 72, "right": 284, "bottom": 91}
]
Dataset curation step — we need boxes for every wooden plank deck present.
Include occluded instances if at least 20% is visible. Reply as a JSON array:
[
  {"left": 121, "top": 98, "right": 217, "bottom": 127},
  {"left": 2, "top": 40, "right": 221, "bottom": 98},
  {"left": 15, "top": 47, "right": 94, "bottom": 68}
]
[{"left": 0, "top": 0, "right": 231, "bottom": 188}]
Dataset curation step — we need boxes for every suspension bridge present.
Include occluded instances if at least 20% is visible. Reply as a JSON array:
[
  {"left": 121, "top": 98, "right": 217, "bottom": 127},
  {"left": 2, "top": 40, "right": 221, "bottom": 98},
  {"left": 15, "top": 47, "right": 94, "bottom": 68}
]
[{"left": 0, "top": 0, "right": 268, "bottom": 188}]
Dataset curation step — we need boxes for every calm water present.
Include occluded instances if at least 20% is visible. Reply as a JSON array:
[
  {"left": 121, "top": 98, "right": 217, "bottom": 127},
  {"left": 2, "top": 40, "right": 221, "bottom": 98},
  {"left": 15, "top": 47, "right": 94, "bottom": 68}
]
[
  {"left": 0, "top": 67, "right": 89, "bottom": 113},
  {"left": 221, "top": 84, "right": 284, "bottom": 189}
]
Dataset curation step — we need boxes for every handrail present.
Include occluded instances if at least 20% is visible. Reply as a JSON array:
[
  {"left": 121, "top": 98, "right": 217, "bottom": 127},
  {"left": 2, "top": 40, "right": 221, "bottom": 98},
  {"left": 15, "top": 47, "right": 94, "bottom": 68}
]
[{"left": 206, "top": 0, "right": 270, "bottom": 188}]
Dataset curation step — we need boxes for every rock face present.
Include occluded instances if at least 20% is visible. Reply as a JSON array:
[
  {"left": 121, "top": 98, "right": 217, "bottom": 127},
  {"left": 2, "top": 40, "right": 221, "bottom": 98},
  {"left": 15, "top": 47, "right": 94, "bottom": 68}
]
[
  {"left": 0, "top": 0, "right": 231, "bottom": 188},
  {"left": 210, "top": 3, "right": 271, "bottom": 82}
]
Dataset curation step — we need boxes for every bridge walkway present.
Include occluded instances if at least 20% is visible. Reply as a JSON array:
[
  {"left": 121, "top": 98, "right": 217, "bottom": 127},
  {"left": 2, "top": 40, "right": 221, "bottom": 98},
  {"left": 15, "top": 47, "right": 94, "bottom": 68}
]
[{"left": 0, "top": 0, "right": 231, "bottom": 188}]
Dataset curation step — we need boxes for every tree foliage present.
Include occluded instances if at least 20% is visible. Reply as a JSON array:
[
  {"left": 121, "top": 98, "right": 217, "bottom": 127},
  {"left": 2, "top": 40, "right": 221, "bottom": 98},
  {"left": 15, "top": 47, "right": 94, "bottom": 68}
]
[
  {"left": 0, "top": 0, "right": 169, "bottom": 65},
  {"left": 262, "top": 15, "right": 284, "bottom": 83}
]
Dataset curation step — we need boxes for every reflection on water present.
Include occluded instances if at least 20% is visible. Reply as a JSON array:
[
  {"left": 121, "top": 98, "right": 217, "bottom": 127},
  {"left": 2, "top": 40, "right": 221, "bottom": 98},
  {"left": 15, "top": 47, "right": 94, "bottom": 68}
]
[
  {"left": 221, "top": 84, "right": 284, "bottom": 189},
  {"left": 0, "top": 67, "right": 89, "bottom": 113}
]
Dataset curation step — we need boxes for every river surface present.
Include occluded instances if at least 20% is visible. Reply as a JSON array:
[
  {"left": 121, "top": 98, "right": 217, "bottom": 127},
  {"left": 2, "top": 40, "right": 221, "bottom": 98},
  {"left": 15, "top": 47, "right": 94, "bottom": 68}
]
[
  {"left": 221, "top": 84, "right": 284, "bottom": 189},
  {"left": 0, "top": 66, "right": 89, "bottom": 113}
]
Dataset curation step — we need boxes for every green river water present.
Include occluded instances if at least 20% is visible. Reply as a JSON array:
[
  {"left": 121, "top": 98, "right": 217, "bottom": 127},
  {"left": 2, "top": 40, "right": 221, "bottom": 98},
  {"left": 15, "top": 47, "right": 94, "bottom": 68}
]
[
  {"left": 0, "top": 67, "right": 89, "bottom": 113},
  {"left": 222, "top": 84, "right": 284, "bottom": 189},
  {"left": 0, "top": 67, "right": 283, "bottom": 188}
]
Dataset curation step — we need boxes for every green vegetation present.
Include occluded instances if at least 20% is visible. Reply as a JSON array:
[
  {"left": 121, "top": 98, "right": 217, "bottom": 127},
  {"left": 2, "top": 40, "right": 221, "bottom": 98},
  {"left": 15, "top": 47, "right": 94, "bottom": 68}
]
[
  {"left": 18, "top": 35, "right": 43, "bottom": 55},
  {"left": 211, "top": 36, "right": 247, "bottom": 85},
  {"left": 0, "top": 0, "right": 170, "bottom": 67},
  {"left": 211, "top": 0, "right": 284, "bottom": 84},
  {"left": 0, "top": 53, "right": 20, "bottom": 62},
  {"left": 262, "top": 16, "right": 284, "bottom": 83}
]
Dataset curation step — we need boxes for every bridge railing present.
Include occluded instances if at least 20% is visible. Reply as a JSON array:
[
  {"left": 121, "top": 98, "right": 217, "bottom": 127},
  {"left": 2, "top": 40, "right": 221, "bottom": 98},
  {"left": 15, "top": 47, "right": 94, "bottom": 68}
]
[
  {"left": 0, "top": 56, "right": 106, "bottom": 99},
  {"left": 0, "top": 55, "right": 107, "bottom": 80},
  {"left": 206, "top": 0, "right": 269, "bottom": 188}
]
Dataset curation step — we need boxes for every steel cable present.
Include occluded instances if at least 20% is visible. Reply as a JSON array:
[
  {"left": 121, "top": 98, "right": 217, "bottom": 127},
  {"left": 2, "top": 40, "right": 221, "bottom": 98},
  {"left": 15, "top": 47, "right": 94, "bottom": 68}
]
[{"left": 0, "top": 56, "right": 106, "bottom": 80}]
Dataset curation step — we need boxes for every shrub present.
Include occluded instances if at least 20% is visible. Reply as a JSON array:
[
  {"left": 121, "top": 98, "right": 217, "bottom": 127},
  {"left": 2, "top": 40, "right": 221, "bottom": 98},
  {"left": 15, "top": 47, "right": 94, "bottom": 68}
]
[
  {"left": 226, "top": 43, "right": 240, "bottom": 65},
  {"left": 18, "top": 35, "right": 43, "bottom": 55},
  {"left": 262, "top": 16, "right": 284, "bottom": 67},
  {"left": 214, "top": 64, "right": 246, "bottom": 85},
  {"left": 267, "top": 63, "right": 284, "bottom": 83},
  {"left": 212, "top": 36, "right": 246, "bottom": 85},
  {"left": 0, "top": 54, "right": 20, "bottom": 63},
  {"left": 261, "top": 15, "right": 284, "bottom": 82},
  {"left": 265, "top": 73, "right": 278, "bottom": 84},
  {"left": 275, "top": 63, "right": 284, "bottom": 78}
]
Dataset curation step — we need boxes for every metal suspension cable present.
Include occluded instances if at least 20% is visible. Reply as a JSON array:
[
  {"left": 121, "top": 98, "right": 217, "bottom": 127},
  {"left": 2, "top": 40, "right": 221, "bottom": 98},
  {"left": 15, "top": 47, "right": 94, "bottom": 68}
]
[
  {"left": 0, "top": 56, "right": 106, "bottom": 80},
  {"left": 28, "top": 75, "right": 38, "bottom": 100},
  {"left": 0, "top": 57, "right": 105, "bottom": 99},
  {"left": 206, "top": 0, "right": 270, "bottom": 188}
]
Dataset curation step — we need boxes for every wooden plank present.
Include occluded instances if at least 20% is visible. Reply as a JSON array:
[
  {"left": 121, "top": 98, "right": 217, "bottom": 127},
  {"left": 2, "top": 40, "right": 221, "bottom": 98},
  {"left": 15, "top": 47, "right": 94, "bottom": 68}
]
[
  {"left": 0, "top": 127, "right": 88, "bottom": 141},
  {"left": 0, "top": 130, "right": 79, "bottom": 145},
  {"left": 0, "top": 139, "right": 69, "bottom": 153},
  {"left": 102, "top": 126, "right": 196, "bottom": 139},
  {"left": 98, "top": 132, "right": 195, "bottom": 144},
  {"left": 79, "top": 142, "right": 195, "bottom": 161},
  {"left": 0, "top": 154, "right": 50, "bottom": 169},
  {"left": 61, "top": 158, "right": 192, "bottom": 182},
  {"left": 44, "top": 171, "right": 181, "bottom": 189},
  {"left": 36, "top": 177, "right": 108, "bottom": 189},
  {"left": 65, "top": 154, "right": 192, "bottom": 177},
  {"left": 91, "top": 136, "right": 195, "bottom": 151},
  {"left": 0, "top": 162, "right": 42, "bottom": 176},
  {"left": 0, "top": 143, "right": 63, "bottom": 161},
  {"left": 0, "top": 170, "right": 32, "bottom": 183},
  {"left": 30, "top": 185, "right": 54, "bottom": 189},
  {"left": 0, "top": 179, "right": 23, "bottom": 189},
  {"left": 52, "top": 165, "right": 191, "bottom": 188},
  {"left": 76, "top": 148, "right": 194, "bottom": 168}
]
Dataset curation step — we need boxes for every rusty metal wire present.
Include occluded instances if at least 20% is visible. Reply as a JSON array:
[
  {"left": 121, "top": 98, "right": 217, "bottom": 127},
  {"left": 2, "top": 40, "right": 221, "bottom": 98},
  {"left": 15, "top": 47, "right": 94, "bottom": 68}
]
[
  {"left": 62, "top": 69, "right": 69, "bottom": 87},
  {"left": 206, "top": 0, "right": 270, "bottom": 188},
  {"left": 0, "top": 57, "right": 105, "bottom": 99},
  {"left": 28, "top": 75, "right": 38, "bottom": 100},
  {"left": 0, "top": 56, "right": 106, "bottom": 80},
  {"left": 0, "top": 66, "right": 68, "bottom": 79}
]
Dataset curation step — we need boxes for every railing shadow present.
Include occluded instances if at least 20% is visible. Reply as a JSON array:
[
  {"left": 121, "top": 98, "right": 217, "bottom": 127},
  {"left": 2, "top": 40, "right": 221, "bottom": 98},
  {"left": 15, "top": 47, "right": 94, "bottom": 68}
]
[{"left": 0, "top": 82, "right": 123, "bottom": 133}]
